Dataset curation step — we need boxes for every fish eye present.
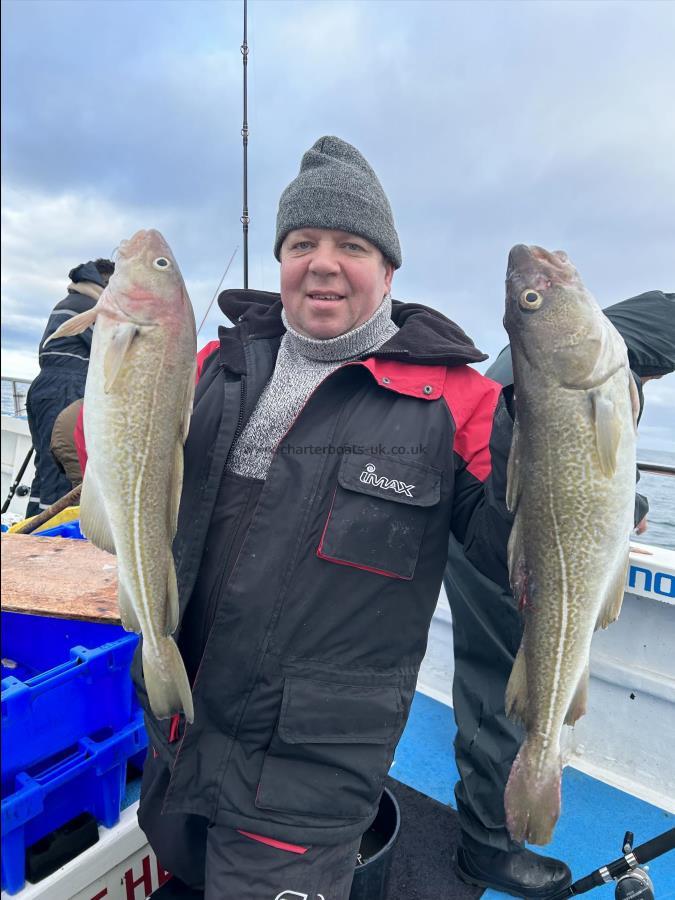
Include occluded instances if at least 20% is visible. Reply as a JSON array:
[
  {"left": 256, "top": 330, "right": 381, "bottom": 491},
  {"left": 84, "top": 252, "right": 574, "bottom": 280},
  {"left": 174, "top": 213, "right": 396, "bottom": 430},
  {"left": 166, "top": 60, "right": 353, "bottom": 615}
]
[
  {"left": 153, "top": 257, "right": 171, "bottom": 270},
  {"left": 519, "top": 289, "right": 543, "bottom": 310}
]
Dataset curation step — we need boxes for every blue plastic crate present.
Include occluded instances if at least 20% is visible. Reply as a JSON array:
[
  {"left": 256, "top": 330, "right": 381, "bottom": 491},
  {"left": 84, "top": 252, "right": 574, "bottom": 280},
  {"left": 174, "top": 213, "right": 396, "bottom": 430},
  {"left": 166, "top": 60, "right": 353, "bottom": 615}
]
[
  {"left": 1, "top": 612, "right": 140, "bottom": 785},
  {"left": 1, "top": 710, "right": 147, "bottom": 894},
  {"left": 34, "top": 519, "right": 85, "bottom": 540}
]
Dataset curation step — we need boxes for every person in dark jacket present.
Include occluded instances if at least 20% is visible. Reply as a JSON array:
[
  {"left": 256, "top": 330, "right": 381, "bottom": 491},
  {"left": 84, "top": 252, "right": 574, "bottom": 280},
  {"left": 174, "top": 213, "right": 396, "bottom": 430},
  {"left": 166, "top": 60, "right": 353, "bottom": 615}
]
[
  {"left": 25, "top": 258, "right": 114, "bottom": 517},
  {"left": 449, "top": 290, "right": 675, "bottom": 895},
  {"left": 133, "top": 136, "right": 571, "bottom": 899}
]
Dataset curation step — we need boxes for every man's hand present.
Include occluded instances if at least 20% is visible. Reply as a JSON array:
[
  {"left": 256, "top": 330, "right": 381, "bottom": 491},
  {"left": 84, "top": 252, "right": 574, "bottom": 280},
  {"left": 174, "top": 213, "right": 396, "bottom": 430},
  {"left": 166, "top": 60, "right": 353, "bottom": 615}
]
[{"left": 635, "top": 516, "right": 648, "bottom": 535}]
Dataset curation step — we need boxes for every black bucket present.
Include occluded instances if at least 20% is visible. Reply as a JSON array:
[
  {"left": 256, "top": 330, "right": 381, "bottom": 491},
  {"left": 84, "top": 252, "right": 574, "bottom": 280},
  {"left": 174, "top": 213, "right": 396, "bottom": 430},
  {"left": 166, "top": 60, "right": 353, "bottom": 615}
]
[{"left": 349, "top": 786, "right": 401, "bottom": 900}]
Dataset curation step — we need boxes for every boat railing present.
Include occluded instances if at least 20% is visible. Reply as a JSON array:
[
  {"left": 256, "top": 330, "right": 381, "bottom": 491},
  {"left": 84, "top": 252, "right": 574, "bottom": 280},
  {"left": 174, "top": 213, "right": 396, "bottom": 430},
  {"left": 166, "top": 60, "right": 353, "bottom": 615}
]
[
  {"left": 637, "top": 461, "right": 675, "bottom": 477},
  {"left": 1, "top": 376, "right": 32, "bottom": 418}
]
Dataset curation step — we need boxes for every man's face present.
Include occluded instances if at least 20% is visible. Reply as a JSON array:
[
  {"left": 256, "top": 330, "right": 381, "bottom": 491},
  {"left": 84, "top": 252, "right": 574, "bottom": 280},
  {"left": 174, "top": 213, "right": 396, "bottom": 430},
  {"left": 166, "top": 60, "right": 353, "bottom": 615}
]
[{"left": 280, "top": 228, "right": 394, "bottom": 340}]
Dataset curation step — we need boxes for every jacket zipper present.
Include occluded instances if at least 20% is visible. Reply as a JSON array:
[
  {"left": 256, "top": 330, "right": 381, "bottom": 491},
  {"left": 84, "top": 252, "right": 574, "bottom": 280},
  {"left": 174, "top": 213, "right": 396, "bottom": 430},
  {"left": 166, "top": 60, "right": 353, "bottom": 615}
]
[{"left": 226, "top": 370, "right": 248, "bottom": 466}]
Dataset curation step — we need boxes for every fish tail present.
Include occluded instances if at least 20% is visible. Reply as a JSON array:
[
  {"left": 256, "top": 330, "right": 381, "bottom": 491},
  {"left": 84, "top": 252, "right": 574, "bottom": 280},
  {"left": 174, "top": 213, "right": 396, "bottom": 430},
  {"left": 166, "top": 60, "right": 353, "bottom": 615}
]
[
  {"left": 504, "top": 740, "right": 561, "bottom": 846},
  {"left": 142, "top": 636, "right": 195, "bottom": 724}
]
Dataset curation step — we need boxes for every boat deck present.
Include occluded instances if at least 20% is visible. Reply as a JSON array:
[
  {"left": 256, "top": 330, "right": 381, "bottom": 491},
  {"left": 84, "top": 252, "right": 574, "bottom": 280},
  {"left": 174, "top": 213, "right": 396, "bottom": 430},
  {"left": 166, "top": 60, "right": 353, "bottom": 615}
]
[{"left": 394, "top": 690, "right": 675, "bottom": 899}]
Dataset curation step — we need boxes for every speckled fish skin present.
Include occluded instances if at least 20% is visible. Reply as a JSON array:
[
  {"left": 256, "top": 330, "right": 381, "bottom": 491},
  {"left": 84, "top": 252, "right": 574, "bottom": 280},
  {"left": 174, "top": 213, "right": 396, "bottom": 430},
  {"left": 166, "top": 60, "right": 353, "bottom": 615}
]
[
  {"left": 46, "top": 229, "right": 196, "bottom": 723},
  {"left": 502, "top": 245, "right": 637, "bottom": 845}
]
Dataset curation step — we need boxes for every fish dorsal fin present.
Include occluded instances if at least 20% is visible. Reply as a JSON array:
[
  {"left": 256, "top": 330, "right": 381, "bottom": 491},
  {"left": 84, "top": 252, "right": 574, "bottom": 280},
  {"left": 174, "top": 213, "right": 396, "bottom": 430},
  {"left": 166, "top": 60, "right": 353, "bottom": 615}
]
[
  {"left": 166, "top": 555, "right": 179, "bottom": 636},
  {"left": 104, "top": 322, "right": 138, "bottom": 393},
  {"left": 169, "top": 440, "right": 183, "bottom": 537},
  {"left": 42, "top": 305, "right": 99, "bottom": 345},
  {"left": 182, "top": 362, "right": 196, "bottom": 443},
  {"left": 506, "top": 418, "right": 522, "bottom": 513},
  {"left": 118, "top": 579, "right": 142, "bottom": 633},
  {"left": 507, "top": 515, "right": 526, "bottom": 601},
  {"left": 80, "top": 470, "right": 116, "bottom": 554},
  {"left": 505, "top": 645, "right": 529, "bottom": 728},
  {"left": 167, "top": 363, "right": 193, "bottom": 534},
  {"left": 629, "top": 373, "right": 640, "bottom": 432},
  {"left": 591, "top": 391, "right": 621, "bottom": 477},
  {"left": 564, "top": 665, "right": 589, "bottom": 726},
  {"left": 596, "top": 554, "right": 629, "bottom": 630}
]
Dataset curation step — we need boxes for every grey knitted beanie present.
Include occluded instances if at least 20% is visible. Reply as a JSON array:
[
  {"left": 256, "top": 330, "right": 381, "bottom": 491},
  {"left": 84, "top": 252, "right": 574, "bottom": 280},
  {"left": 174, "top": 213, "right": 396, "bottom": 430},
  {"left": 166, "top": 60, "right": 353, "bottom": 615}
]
[{"left": 274, "top": 136, "right": 402, "bottom": 269}]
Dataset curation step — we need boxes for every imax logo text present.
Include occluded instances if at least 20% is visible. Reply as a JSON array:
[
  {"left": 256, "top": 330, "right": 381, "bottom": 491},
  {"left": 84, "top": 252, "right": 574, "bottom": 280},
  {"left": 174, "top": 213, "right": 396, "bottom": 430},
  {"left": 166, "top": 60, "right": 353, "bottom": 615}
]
[{"left": 360, "top": 464, "right": 415, "bottom": 497}]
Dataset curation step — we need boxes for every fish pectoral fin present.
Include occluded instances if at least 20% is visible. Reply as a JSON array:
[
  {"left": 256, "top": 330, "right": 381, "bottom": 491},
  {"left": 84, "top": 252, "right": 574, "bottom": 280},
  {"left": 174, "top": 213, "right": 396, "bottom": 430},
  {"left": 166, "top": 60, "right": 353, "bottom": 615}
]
[
  {"left": 506, "top": 418, "right": 522, "bottom": 513},
  {"left": 80, "top": 472, "right": 116, "bottom": 554},
  {"left": 166, "top": 556, "right": 179, "bottom": 635},
  {"left": 596, "top": 556, "right": 629, "bottom": 630},
  {"left": 591, "top": 391, "right": 621, "bottom": 477},
  {"left": 505, "top": 645, "right": 529, "bottom": 728},
  {"left": 104, "top": 322, "right": 138, "bottom": 393},
  {"left": 564, "top": 666, "right": 589, "bottom": 726},
  {"left": 42, "top": 306, "right": 99, "bottom": 346},
  {"left": 118, "top": 580, "right": 142, "bottom": 633}
]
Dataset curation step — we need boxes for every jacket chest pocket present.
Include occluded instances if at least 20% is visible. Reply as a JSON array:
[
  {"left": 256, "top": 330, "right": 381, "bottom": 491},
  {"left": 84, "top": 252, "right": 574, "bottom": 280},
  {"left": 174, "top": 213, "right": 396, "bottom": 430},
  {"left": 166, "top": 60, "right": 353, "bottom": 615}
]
[
  {"left": 317, "top": 455, "right": 441, "bottom": 580},
  {"left": 255, "top": 676, "right": 404, "bottom": 820}
]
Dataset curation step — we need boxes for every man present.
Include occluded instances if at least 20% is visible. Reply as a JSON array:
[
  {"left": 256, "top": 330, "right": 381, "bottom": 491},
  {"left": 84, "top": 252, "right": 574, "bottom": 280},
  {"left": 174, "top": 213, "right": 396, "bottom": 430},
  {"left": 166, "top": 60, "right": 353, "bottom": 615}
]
[
  {"left": 449, "top": 290, "right": 675, "bottom": 896},
  {"left": 25, "top": 258, "right": 114, "bottom": 517},
  {"left": 133, "top": 136, "right": 571, "bottom": 899}
]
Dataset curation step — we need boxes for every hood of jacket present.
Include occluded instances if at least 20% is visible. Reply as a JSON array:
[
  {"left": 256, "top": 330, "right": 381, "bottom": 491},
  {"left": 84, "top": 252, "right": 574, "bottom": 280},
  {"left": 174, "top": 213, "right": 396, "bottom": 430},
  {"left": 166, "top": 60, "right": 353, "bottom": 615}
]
[
  {"left": 602, "top": 291, "right": 675, "bottom": 378},
  {"left": 68, "top": 261, "right": 107, "bottom": 289},
  {"left": 217, "top": 288, "right": 487, "bottom": 368}
]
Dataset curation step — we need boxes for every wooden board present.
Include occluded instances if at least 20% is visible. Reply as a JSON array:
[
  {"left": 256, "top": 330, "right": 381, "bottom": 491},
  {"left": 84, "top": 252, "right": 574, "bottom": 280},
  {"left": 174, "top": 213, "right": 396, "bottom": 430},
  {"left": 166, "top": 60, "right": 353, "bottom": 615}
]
[{"left": 1, "top": 533, "right": 121, "bottom": 624}]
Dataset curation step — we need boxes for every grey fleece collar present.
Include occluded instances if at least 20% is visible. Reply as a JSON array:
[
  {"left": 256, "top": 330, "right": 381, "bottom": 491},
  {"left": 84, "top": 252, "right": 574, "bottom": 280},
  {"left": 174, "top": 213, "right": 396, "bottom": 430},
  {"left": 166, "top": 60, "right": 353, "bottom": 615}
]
[{"left": 280, "top": 294, "right": 395, "bottom": 363}]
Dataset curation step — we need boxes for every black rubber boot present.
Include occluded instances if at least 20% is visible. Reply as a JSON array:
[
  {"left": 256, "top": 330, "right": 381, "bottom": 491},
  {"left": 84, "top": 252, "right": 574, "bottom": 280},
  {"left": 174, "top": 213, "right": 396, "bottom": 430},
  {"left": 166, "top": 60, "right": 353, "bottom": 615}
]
[{"left": 456, "top": 844, "right": 572, "bottom": 899}]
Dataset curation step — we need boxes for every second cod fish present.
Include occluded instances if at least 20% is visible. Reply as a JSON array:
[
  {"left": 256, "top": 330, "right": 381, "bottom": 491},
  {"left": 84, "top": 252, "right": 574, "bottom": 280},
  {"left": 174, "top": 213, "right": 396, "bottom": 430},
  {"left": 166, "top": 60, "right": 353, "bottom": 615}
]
[
  {"left": 503, "top": 245, "right": 638, "bottom": 845},
  {"left": 45, "top": 229, "right": 196, "bottom": 723}
]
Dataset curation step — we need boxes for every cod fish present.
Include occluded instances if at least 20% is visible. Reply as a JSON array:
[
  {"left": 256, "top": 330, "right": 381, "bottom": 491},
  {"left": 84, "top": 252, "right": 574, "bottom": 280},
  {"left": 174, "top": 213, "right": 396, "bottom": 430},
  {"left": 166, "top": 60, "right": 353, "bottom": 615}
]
[
  {"left": 45, "top": 229, "right": 196, "bottom": 722},
  {"left": 503, "top": 245, "right": 638, "bottom": 844}
]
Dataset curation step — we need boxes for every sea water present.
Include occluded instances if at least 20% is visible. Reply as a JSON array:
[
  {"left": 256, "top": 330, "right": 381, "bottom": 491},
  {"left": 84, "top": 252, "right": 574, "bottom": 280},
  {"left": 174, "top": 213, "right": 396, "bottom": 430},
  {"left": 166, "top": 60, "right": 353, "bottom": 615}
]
[{"left": 633, "top": 448, "right": 675, "bottom": 551}]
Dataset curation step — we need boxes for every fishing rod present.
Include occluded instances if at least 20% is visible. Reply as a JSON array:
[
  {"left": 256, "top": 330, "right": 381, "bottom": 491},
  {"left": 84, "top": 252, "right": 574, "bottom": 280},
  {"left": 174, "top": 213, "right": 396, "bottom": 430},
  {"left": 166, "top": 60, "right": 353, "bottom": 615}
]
[
  {"left": 241, "top": 0, "right": 250, "bottom": 288},
  {"left": 196, "top": 245, "right": 239, "bottom": 336},
  {"left": 549, "top": 828, "right": 675, "bottom": 900},
  {"left": 1, "top": 445, "right": 34, "bottom": 514}
]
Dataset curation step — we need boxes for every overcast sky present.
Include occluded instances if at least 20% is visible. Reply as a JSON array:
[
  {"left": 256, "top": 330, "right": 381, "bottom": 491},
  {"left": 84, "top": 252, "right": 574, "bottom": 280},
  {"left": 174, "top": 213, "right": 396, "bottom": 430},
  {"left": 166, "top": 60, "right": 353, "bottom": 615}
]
[{"left": 2, "top": 0, "right": 674, "bottom": 449}]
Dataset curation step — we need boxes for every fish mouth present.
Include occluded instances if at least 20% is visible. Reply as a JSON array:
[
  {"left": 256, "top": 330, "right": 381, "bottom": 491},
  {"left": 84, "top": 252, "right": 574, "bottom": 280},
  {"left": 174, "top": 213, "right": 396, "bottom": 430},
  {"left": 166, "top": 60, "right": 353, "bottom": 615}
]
[
  {"left": 117, "top": 229, "right": 169, "bottom": 261},
  {"left": 507, "top": 244, "right": 577, "bottom": 288}
]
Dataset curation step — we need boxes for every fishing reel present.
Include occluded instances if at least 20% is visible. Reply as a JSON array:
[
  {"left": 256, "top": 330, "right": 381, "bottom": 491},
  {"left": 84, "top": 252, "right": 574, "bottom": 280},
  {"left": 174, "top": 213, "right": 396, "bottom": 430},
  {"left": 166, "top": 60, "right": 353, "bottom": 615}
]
[
  {"left": 614, "top": 833, "right": 654, "bottom": 900},
  {"left": 549, "top": 827, "right": 673, "bottom": 900}
]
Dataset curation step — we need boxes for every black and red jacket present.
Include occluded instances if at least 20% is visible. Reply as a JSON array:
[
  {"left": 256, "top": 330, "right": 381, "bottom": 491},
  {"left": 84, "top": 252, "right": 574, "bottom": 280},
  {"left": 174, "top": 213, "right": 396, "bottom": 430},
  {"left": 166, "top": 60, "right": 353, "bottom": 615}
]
[{"left": 132, "top": 289, "right": 514, "bottom": 845}]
